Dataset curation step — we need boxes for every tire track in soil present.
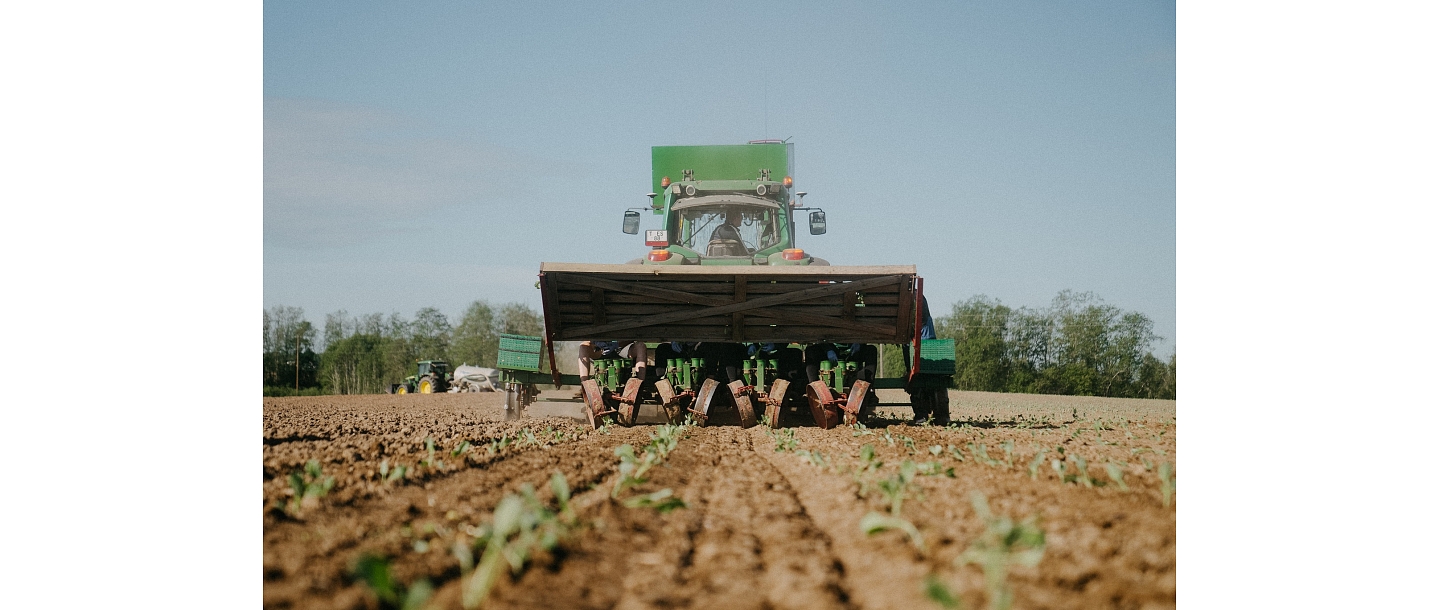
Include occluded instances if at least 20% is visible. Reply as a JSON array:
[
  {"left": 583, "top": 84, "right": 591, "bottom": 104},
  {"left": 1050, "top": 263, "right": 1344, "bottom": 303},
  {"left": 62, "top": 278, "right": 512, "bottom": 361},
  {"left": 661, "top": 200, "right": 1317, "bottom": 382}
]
[
  {"left": 263, "top": 426, "right": 654, "bottom": 610},
  {"left": 474, "top": 426, "right": 853, "bottom": 610},
  {"left": 752, "top": 428, "right": 938, "bottom": 610}
]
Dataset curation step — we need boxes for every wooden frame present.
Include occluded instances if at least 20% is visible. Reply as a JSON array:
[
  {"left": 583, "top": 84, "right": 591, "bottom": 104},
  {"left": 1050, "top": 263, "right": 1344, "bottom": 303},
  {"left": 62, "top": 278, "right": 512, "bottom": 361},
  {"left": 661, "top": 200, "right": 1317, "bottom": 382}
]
[{"left": 538, "top": 263, "right": 917, "bottom": 344}]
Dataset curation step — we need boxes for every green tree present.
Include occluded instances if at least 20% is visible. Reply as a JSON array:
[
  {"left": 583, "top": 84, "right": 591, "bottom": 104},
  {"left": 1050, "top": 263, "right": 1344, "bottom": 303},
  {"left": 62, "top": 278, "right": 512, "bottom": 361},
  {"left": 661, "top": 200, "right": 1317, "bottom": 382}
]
[
  {"left": 263, "top": 306, "right": 319, "bottom": 391},
  {"left": 495, "top": 303, "right": 543, "bottom": 336},
  {"left": 450, "top": 300, "right": 498, "bottom": 367},
  {"left": 320, "top": 333, "right": 392, "bottom": 394},
  {"left": 938, "top": 296, "right": 1012, "bottom": 392}
]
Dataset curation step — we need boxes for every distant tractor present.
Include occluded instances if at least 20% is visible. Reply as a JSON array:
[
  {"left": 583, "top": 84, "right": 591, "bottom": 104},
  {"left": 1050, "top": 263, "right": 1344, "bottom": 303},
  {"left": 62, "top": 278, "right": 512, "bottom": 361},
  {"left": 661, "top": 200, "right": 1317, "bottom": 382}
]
[{"left": 390, "top": 360, "right": 450, "bottom": 394}]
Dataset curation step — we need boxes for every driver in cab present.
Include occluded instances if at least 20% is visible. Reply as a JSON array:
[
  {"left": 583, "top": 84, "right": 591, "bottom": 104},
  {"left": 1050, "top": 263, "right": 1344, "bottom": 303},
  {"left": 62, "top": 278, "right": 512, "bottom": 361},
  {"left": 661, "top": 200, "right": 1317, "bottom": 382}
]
[{"left": 708, "top": 208, "right": 749, "bottom": 256}]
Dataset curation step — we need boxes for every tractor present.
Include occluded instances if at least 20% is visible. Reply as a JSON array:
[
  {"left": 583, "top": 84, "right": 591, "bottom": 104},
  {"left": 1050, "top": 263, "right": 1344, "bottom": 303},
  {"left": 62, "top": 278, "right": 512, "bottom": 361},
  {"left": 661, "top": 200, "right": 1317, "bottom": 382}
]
[{"left": 390, "top": 360, "right": 450, "bottom": 394}]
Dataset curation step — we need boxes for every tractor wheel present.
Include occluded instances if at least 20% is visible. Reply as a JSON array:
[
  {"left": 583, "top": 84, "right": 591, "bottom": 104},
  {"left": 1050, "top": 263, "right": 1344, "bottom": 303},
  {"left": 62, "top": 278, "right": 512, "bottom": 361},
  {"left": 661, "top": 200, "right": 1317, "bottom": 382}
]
[
  {"left": 395, "top": 384, "right": 408, "bottom": 395},
  {"left": 419, "top": 376, "right": 435, "bottom": 394}
]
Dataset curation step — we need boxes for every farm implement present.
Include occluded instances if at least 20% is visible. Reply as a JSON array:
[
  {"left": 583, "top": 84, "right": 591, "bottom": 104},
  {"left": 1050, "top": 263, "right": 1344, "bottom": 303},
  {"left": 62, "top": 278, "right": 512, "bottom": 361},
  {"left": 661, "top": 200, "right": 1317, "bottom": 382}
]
[{"left": 495, "top": 141, "right": 955, "bottom": 428}]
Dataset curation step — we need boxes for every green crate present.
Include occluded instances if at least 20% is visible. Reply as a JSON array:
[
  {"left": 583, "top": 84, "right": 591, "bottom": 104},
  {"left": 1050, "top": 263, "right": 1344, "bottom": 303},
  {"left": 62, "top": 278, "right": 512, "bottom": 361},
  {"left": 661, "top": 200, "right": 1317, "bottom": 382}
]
[
  {"left": 498, "top": 334, "right": 543, "bottom": 372},
  {"left": 919, "top": 339, "right": 955, "bottom": 375},
  {"left": 499, "top": 334, "right": 542, "bottom": 354}
]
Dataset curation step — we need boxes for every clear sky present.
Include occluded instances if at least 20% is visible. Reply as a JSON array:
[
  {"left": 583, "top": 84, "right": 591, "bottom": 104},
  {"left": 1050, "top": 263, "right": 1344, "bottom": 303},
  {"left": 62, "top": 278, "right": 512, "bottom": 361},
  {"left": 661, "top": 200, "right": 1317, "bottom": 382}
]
[{"left": 264, "top": 0, "right": 1176, "bottom": 356}]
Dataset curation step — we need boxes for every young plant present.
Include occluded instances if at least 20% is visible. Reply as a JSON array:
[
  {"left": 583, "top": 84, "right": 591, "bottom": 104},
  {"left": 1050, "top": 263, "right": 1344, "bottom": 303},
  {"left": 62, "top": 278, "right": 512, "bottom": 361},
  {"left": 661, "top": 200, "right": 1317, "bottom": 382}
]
[
  {"left": 957, "top": 492, "right": 1046, "bottom": 610},
  {"left": 795, "top": 449, "right": 830, "bottom": 469},
  {"left": 773, "top": 428, "right": 799, "bottom": 453},
  {"left": 1027, "top": 448, "right": 1049, "bottom": 481},
  {"left": 379, "top": 459, "right": 408, "bottom": 484},
  {"left": 287, "top": 459, "right": 335, "bottom": 514},
  {"left": 621, "top": 488, "right": 687, "bottom": 513},
  {"left": 851, "top": 422, "right": 875, "bottom": 437},
  {"left": 860, "top": 511, "right": 925, "bottom": 552},
  {"left": 1105, "top": 462, "right": 1129, "bottom": 491},
  {"left": 915, "top": 461, "right": 956, "bottom": 478},
  {"left": 1159, "top": 462, "right": 1175, "bottom": 506},
  {"left": 352, "top": 554, "right": 433, "bottom": 610},
  {"left": 451, "top": 440, "right": 473, "bottom": 457},
  {"left": 876, "top": 460, "right": 919, "bottom": 515},
  {"left": 611, "top": 444, "right": 656, "bottom": 498},
  {"left": 460, "top": 475, "right": 577, "bottom": 609}
]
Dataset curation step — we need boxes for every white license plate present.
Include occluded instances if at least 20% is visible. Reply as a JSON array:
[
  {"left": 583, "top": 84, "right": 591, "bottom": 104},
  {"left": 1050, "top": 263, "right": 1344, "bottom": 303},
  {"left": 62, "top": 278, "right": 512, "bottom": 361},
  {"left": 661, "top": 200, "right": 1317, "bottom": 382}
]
[{"left": 645, "top": 230, "right": 669, "bottom": 246}]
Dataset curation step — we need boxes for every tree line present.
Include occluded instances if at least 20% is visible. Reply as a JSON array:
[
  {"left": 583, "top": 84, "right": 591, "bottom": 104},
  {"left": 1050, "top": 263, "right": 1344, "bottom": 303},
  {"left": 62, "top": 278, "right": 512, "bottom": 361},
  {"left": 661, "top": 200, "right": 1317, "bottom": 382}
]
[
  {"left": 262, "top": 302, "right": 542, "bottom": 396},
  {"left": 264, "top": 290, "right": 1174, "bottom": 399},
  {"left": 934, "top": 290, "right": 1174, "bottom": 399}
]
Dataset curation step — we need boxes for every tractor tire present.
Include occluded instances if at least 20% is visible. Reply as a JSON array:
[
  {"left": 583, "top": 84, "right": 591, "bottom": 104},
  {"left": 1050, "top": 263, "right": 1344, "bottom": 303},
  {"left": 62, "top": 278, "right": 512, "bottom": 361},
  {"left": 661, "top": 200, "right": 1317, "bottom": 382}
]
[
  {"left": 395, "top": 384, "right": 408, "bottom": 395},
  {"left": 419, "top": 376, "right": 436, "bottom": 394}
]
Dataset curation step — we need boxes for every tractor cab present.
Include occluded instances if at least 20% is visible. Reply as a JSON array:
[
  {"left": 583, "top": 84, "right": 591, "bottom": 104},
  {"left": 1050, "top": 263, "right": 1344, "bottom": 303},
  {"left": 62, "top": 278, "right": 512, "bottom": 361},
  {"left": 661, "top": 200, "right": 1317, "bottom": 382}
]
[{"left": 417, "top": 360, "right": 448, "bottom": 378}]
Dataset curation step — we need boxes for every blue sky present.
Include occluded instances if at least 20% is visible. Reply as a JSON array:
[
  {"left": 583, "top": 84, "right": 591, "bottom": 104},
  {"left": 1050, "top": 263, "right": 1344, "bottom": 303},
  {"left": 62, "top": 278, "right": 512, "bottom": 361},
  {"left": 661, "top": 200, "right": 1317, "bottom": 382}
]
[{"left": 264, "top": 0, "right": 1175, "bottom": 356}]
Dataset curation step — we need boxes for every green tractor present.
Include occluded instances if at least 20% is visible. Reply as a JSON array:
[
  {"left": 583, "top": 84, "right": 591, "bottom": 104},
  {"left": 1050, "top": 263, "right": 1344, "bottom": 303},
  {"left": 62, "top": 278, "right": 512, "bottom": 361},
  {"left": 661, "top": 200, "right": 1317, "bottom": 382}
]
[{"left": 390, "top": 360, "right": 450, "bottom": 394}]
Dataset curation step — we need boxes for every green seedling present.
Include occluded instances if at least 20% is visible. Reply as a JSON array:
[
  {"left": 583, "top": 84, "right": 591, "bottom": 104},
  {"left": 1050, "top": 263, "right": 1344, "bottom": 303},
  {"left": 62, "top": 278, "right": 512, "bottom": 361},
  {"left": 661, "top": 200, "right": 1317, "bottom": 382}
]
[
  {"left": 419, "top": 437, "right": 444, "bottom": 470},
  {"left": 287, "top": 459, "right": 335, "bottom": 514},
  {"left": 461, "top": 475, "right": 576, "bottom": 609},
  {"left": 860, "top": 511, "right": 925, "bottom": 552},
  {"left": 852, "top": 422, "right": 875, "bottom": 437},
  {"left": 352, "top": 554, "right": 433, "bottom": 610},
  {"left": 968, "top": 442, "right": 1002, "bottom": 468},
  {"left": 1072, "top": 456, "right": 1095, "bottom": 488},
  {"left": 1000, "top": 440, "right": 1015, "bottom": 469},
  {"left": 916, "top": 461, "right": 956, "bottom": 478},
  {"left": 451, "top": 440, "right": 473, "bottom": 457},
  {"left": 1027, "top": 448, "right": 1049, "bottom": 481},
  {"left": 901, "top": 435, "right": 918, "bottom": 453},
  {"left": 883, "top": 429, "right": 897, "bottom": 446},
  {"left": 611, "top": 444, "right": 656, "bottom": 498},
  {"left": 1159, "top": 462, "right": 1175, "bottom": 506},
  {"left": 487, "top": 435, "right": 511, "bottom": 455},
  {"left": 1105, "top": 462, "right": 1129, "bottom": 491},
  {"left": 947, "top": 444, "right": 966, "bottom": 463},
  {"left": 621, "top": 488, "right": 687, "bottom": 513},
  {"left": 520, "top": 428, "right": 538, "bottom": 447},
  {"left": 1050, "top": 458, "right": 1071, "bottom": 484},
  {"left": 924, "top": 574, "right": 963, "bottom": 609},
  {"left": 796, "top": 449, "right": 830, "bottom": 469},
  {"left": 876, "top": 460, "right": 919, "bottom": 515},
  {"left": 929, "top": 445, "right": 943, "bottom": 457},
  {"left": 773, "top": 428, "right": 799, "bottom": 452},
  {"left": 957, "top": 492, "right": 1046, "bottom": 610}
]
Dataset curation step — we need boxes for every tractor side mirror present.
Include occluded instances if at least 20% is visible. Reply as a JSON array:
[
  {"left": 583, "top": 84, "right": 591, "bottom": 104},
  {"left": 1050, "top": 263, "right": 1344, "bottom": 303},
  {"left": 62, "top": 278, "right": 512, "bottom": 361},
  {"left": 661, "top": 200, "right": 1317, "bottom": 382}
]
[
  {"left": 622, "top": 210, "right": 640, "bottom": 234},
  {"left": 809, "top": 210, "right": 827, "bottom": 235}
]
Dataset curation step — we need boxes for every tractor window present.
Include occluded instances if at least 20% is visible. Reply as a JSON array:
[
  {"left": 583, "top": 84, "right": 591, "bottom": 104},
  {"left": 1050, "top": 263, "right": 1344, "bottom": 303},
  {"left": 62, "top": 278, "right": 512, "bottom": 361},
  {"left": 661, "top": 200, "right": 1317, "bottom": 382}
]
[{"left": 677, "top": 207, "right": 782, "bottom": 253}]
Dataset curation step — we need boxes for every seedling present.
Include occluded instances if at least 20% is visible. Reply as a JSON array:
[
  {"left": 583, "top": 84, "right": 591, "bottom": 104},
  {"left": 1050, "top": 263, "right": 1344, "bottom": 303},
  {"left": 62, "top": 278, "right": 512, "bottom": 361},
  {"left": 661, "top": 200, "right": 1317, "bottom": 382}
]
[
  {"left": 957, "top": 492, "right": 1046, "bottom": 610},
  {"left": 851, "top": 422, "right": 875, "bottom": 437},
  {"left": 947, "top": 444, "right": 966, "bottom": 463},
  {"left": 860, "top": 511, "right": 925, "bottom": 552},
  {"left": 287, "top": 459, "right": 335, "bottom": 515},
  {"left": 451, "top": 440, "right": 473, "bottom": 457},
  {"left": 924, "top": 574, "right": 962, "bottom": 609},
  {"left": 876, "top": 460, "right": 919, "bottom": 515},
  {"left": 353, "top": 554, "right": 433, "bottom": 610},
  {"left": 621, "top": 488, "right": 687, "bottom": 513},
  {"left": 487, "top": 435, "right": 512, "bottom": 455},
  {"left": 1027, "top": 448, "right": 1049, "bottom": 480},
  {"left": 1159, "top": 462, "right": 1175, "bottom": 506},
  {"left": 773, "top": 428, "right": 799, "bottom": 453},
  {"left": 796, "top": 449, "right": 830, "bottom": 469},
  {"left": 915, "top": 461, "right": 956, "bottom": 478},
  {"left": 419, "top": 437, "right": 444, "bottom": 470},
  {"left": 461, "top": 475, "right": 577, "bottom": 609},
  {"left": 1105, "top": 462, "right": 1129, "bottom": 491},
  {"left": 929, "top": 445, "right": 943, "bottom": 457},
  {"left": 611, "top": 444, "right": 655, "bottom": 498}
]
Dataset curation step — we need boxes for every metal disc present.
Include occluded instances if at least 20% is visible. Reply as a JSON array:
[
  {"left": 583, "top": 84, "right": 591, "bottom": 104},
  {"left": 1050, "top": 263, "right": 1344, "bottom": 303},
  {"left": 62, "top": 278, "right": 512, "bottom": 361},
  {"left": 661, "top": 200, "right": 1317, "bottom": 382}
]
[
  {"left": 617, "top": 377, "right": 643, "bottom": 427},
  {"left": 806, "top": 381, "right": 839, "bottom": 430},
  {"left": 729, "top": 380, "right": 757, "bottom": 428},
  {"left": 693, "top": 378, "right": 720, "bottom": 426},
  {"left": 765, "top": 378, "right": 789, "bottom": 429},
  {"left": 581, "top": 378, "right": 605, "bottom": 429}
]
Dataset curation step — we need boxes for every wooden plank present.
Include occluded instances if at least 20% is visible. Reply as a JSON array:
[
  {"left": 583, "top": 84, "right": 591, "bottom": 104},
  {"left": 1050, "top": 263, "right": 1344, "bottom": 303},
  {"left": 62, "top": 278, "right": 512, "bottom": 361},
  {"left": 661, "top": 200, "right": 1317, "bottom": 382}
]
[
  {"left": 895, "top": 276, "right": 914, "bottom": 343},
  {"left": 590, "top": 287, "right": 606, "bottom": 325},
  {"left": 731, "top": 276, "right": 747, "bottom": 341},
  {"left": 559, "top": 275, "right": 901, "bottom": 338},
  {"left": 842, "top": 290, "right": 856, "bottom": 321}
]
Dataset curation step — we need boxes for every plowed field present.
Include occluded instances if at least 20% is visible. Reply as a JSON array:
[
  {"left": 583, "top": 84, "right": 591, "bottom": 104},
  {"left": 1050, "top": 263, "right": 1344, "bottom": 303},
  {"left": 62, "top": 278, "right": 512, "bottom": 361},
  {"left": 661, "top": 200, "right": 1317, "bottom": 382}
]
[{"left": 263, "top": 391, "right": 1175, "bottom": 610}]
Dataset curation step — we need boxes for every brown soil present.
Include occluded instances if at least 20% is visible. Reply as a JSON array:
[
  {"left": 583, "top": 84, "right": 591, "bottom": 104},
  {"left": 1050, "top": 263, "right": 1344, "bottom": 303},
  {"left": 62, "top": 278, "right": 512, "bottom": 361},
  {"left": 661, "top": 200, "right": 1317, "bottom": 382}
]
[{"left": 263, "top": 391, "right": 1175, "bottom": 610}]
